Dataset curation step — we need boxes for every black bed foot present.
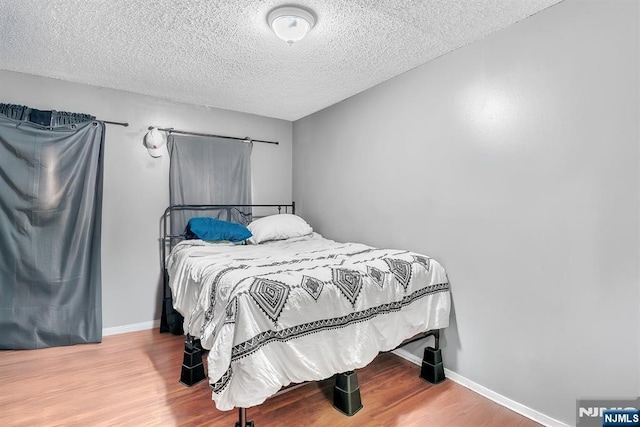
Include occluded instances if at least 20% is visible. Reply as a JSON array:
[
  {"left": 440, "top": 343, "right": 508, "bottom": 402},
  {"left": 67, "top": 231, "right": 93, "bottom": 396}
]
[
  {"left": 235, "top": 408, "right": 254, "bottom": 427},
  {"left": 179, "top": 338, "right": 206, "bottom": 386},
  {"left": 420, "top": 346, "right": 446, "bottom": 384},
  {"left": 333, "top": 371, "right": 363, "bottom": 416}
]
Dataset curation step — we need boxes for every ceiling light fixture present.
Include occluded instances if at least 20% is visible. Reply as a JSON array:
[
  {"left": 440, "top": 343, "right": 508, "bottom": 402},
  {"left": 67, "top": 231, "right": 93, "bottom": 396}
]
[{"left": 267, "top": 5, "right": 316, "bottom": 45}]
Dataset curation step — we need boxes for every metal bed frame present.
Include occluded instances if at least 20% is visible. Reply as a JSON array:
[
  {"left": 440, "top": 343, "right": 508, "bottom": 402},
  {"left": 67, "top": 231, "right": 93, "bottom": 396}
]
[
  {"left": 159, "top": 203, "right": 446, "bottom": 427},
  {"left": 160, "top": 203, "right": 296, "bottom": 335}
]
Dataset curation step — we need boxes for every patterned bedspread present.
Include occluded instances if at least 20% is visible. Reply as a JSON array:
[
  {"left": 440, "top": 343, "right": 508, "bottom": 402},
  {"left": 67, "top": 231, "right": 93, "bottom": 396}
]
[{"left": 167, "top": 233, "right": 451, "bottom": 410}]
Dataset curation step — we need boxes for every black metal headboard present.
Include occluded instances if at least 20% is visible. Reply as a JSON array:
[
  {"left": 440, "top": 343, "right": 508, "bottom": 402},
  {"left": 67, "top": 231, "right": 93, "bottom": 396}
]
[{"left": 159, "top": 203, "right": 295, "bottom": 334}]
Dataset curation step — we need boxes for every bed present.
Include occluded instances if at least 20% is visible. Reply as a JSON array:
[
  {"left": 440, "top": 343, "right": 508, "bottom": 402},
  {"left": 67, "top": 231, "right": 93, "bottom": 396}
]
[{"left": 161, "top": 204, "right": 451, "bottom": 426}]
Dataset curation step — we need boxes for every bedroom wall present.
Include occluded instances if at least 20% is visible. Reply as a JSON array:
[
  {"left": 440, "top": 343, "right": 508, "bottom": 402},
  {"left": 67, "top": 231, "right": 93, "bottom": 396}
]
[
  {"left": 293, "top": 0, "right": 639, "bottom": 425},
  {"left": 0, "top": 70, "right": 293, "bottom": 330}
]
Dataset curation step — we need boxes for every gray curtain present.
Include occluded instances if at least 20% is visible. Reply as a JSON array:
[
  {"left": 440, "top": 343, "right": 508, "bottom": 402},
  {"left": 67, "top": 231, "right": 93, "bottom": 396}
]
[
  {"left": 0, "top": 105, "right": 104, "bottom": 349},
  {"left": 168, "top": 133, "right": 253, "bottom": 233}
]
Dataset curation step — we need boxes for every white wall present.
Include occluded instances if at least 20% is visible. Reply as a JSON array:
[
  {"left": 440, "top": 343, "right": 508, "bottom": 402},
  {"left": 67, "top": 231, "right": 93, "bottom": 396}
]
[
  {"left": 0, "top": 70, "right": 293, "bottom": 329},
  {"left": 293, "top": 0, "right": 639, "bottom": 424}
]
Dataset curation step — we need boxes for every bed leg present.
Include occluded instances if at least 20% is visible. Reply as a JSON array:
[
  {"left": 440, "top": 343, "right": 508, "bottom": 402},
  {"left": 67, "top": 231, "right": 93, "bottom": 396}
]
[
  {"left": 179, "top": 334, "right": 206, "bottom": 387},
  {"left": 333, "top": 371, "right": 363, "bottom": 416},
  {"left": 235, "top": 407, "right": 254, "bottom": 427},
  {"left": 420, "top": 330, "right": 446, "bottom": 384}
]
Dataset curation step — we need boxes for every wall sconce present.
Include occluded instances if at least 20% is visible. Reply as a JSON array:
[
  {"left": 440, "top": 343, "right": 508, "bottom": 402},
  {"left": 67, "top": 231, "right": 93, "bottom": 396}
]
[
  {"left": 268, "top": 5, "right": 316, "bottom": 45},
  {"left": 144, "top": 127, "right": 167, "bottom": 157}
]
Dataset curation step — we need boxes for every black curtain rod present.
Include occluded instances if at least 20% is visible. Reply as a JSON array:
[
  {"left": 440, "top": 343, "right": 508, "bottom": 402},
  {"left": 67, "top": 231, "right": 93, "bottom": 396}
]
[
  {"left": 149, "top": 126, "right": 279, "bottom": 145},
  {"left": 101, "top": 120, "right": 129, "bottom": 127}
]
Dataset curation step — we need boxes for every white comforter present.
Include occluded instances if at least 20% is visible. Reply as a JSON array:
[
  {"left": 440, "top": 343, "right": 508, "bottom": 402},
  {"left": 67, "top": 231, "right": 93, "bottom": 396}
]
[{"left": 167, "top": 233, "right": 450, "bottom": 410}]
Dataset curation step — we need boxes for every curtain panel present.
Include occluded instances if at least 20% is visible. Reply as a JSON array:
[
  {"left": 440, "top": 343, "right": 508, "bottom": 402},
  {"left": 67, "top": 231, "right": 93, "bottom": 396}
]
[
  {"left": 0, "top": 106, "right": 104, "bottom": 349},
  {"left": 0, "top": 103, "right": 95, "bottom": 126},
  {"left": 168, "top": 133, "right": 253, "bottom": 233}
]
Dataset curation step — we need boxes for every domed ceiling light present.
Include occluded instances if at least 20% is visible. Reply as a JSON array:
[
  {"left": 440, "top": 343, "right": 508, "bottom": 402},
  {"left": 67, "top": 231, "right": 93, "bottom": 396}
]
[{"left": 267, "top": 5, "right": 316, "bottom": 45}]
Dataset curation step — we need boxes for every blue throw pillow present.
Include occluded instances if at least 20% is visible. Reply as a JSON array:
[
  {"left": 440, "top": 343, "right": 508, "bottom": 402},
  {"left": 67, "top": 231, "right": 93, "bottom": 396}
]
[{"left": 185, "top": 217, "right": 252, "bottom": 242}]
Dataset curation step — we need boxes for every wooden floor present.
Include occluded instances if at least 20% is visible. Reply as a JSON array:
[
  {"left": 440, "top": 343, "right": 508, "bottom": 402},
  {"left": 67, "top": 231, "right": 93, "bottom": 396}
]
[{"left": 0, "top": 329, "right": 539, "bottom": 427}]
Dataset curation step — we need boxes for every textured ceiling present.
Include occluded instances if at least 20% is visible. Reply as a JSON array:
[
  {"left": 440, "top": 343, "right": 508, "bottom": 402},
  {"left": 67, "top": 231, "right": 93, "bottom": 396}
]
[{"left": 0, "top": 0, "right": 563, "bottom": 121}]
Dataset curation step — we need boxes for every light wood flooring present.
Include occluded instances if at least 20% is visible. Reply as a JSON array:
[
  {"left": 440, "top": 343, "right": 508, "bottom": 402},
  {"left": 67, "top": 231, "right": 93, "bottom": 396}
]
[{"left": 0, "top": 329, "right": 540, "bottom": 426}]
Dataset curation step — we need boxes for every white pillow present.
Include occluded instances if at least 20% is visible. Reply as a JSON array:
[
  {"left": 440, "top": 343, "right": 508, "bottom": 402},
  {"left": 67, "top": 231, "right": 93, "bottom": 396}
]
[{"left": 248, "top": 214, "right": 313, "bottom": 244}]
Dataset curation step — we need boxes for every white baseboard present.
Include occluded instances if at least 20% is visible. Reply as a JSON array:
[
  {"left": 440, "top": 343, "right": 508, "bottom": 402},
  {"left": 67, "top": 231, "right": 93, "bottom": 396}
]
[
  {"left": 102, "top": 319, "right": 160, "bottom": 336},
  {"left": 391, "top": 348, "right": 568, "bottom": 427}
]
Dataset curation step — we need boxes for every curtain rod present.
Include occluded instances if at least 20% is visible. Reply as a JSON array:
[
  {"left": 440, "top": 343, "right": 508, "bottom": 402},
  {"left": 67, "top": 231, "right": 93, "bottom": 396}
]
[
  {"left": 149, "top": 126, "right": 279, "bottom": 145},
  {"left": 101, "top": 120, "right": 129, "bottom": 127}
]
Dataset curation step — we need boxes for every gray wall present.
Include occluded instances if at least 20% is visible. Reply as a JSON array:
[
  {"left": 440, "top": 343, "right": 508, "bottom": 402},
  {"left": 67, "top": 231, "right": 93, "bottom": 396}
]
[
  {"left": 293, "top": 0, "right": 639, "bottom": 424},
  {"left": 0, "top": 70, "right": 293, "bottom": 329}
]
